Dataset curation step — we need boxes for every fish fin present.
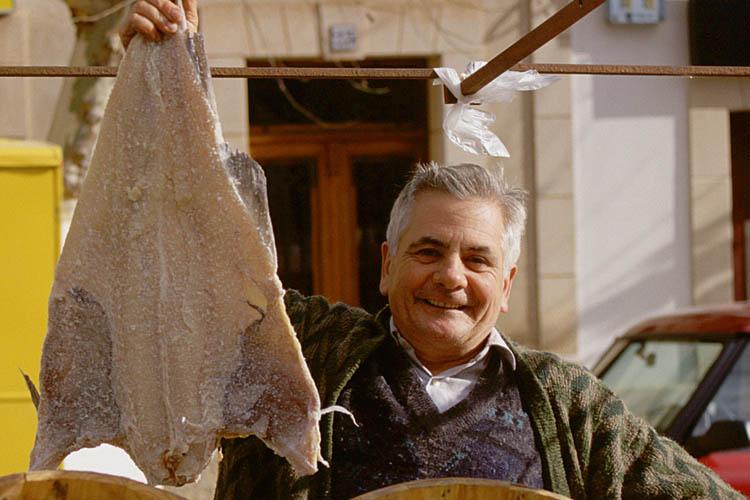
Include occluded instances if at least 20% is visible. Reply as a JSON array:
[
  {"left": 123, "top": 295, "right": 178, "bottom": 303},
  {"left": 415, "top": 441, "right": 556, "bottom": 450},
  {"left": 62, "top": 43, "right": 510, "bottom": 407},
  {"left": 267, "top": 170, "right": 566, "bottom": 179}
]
[{"left": 19, "top": 368, "right": 40, "bottom": 410}]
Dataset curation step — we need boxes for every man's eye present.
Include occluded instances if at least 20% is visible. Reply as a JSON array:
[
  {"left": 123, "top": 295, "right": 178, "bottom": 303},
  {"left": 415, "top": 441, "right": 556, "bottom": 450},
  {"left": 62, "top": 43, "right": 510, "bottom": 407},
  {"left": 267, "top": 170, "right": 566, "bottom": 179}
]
[
  {"left": 467, "top": 257, "right": 488, "bottom": 266},
  {"left": 416, "top": 248, "right": 440, "bottom": 257}
]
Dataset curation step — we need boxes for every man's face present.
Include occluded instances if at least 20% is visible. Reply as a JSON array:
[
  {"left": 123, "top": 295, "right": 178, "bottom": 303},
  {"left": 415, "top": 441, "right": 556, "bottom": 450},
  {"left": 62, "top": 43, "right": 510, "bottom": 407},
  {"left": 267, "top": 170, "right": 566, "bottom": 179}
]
[{"left": 379, "top": 191, "right": 516, "bottom": 370}]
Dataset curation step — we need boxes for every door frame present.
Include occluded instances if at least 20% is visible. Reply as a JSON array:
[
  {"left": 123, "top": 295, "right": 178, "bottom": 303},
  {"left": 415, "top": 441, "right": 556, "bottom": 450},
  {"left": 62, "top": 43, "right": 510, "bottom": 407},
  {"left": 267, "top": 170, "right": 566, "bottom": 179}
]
[{"left": 731, "top": 112, "right": 750, "bottom": 301}]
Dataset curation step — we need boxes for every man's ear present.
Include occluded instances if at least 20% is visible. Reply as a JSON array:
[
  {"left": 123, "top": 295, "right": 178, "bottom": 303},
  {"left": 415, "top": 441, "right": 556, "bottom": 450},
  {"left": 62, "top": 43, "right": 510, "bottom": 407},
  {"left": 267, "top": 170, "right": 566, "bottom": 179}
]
[
  {"left": 379, "top": 242, "right": 391, "bottom": 296},
  {"left": 499, "top": 266, "right": 517, "bottom": 313}
]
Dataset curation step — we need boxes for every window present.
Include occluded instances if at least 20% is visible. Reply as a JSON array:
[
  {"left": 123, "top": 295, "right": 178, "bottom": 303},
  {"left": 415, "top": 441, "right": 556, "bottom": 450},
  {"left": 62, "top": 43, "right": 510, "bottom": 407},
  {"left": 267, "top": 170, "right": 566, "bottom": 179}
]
[{"left": 600, "top": 340, "right": 724, "bottom": 431}]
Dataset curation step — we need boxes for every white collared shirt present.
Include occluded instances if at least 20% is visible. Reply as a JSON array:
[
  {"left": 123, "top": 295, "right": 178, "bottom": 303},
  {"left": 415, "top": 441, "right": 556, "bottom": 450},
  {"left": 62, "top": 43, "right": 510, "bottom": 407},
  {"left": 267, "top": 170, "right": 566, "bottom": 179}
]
[{"left": 389, "top": 317, "right": 516, "bottom": 413}]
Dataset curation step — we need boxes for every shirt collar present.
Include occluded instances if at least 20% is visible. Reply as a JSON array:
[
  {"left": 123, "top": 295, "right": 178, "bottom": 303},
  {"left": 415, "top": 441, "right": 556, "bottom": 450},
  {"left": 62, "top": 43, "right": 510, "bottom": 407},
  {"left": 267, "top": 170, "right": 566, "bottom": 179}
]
[{"left": 388, "top": 316, "right": 516, "bottom": 376}]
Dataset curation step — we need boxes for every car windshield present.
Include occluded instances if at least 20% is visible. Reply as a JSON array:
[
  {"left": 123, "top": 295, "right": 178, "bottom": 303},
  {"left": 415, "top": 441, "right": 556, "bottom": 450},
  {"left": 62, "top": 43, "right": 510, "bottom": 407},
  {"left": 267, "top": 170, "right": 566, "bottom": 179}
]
[{"left": 599, "top": 340, "right": 724, "bottom": 432}]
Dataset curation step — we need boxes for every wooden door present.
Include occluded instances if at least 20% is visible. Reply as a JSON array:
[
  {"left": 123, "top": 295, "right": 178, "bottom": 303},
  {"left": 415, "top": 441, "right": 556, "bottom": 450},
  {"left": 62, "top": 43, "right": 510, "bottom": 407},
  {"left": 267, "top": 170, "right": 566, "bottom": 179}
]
[{"left": 250, "top": 126, "right": 426, "bottom": 312}]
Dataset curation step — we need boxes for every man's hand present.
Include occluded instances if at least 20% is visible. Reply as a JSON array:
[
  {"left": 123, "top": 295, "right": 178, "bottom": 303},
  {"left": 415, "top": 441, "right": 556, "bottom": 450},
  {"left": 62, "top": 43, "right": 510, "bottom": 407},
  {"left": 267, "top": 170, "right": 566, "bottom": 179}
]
[{"left": 120, "top": 0, "right": 199, "bottom": 50}]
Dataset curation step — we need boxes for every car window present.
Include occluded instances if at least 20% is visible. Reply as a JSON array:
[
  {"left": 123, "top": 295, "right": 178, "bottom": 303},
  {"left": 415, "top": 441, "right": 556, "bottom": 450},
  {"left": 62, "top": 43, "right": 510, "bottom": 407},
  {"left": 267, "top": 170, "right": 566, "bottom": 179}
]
[
  {"left": 599, "top": 340, "right": 724, "bottom": 432},
  {"left": 692, "top": 342, "right": 750, "bottom": 437}
]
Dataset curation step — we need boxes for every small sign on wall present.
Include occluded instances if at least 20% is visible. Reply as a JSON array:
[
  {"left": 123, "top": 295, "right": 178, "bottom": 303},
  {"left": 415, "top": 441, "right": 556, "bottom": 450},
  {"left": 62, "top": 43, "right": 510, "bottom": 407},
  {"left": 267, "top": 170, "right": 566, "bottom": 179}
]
[
  {"left": 0, "top": 0, "right": 14, "bottom": 14},
  {"left": 608, "top": 0, "right": 664, "bottom": 24},
  {"left": 329, "top": 24, "right": 357, "bottom": 53}
]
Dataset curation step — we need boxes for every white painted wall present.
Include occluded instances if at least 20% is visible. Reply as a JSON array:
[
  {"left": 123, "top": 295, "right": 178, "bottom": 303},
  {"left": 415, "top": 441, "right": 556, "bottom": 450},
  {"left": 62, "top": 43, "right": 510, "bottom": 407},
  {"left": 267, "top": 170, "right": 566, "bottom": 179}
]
[{"left": 571, "top": 1, "right": 693, "bottom": 366}]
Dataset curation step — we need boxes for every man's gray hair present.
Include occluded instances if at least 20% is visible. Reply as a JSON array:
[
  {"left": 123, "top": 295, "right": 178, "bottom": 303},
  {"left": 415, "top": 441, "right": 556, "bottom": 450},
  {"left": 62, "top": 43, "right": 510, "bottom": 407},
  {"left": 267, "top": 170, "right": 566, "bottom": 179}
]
[{"left": 386, "top": 162, "right": 528, "bottom": 276}]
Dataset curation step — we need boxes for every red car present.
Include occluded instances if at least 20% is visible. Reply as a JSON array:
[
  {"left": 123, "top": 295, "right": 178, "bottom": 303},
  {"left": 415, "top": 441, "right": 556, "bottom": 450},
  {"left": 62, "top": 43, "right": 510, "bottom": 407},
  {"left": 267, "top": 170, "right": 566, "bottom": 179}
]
[{"left": 592, "top": 303, "right": 750, "bottom": 497}]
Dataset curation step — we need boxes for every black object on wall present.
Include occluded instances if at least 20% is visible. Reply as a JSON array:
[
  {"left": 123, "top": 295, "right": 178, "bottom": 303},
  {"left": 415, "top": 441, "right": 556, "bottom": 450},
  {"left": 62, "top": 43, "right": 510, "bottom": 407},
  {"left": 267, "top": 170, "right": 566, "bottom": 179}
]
[{"left": 689, "top": 0, "right": 750, "bottom": 66}]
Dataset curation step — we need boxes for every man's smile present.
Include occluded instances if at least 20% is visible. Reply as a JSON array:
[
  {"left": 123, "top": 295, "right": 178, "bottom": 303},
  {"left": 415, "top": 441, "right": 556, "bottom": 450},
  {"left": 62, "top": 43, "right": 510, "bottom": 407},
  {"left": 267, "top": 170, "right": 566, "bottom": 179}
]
[{"left": 422, "top": 298, "right": 467, "bottom": 310}]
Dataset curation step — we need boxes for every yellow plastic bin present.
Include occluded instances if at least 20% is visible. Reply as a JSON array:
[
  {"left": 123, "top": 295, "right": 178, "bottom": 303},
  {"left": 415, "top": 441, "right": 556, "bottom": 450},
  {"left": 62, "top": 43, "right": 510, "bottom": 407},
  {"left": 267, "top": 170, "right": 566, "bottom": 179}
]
[{"left": 0, "top": 139, "right": 62, "bottom": 475}]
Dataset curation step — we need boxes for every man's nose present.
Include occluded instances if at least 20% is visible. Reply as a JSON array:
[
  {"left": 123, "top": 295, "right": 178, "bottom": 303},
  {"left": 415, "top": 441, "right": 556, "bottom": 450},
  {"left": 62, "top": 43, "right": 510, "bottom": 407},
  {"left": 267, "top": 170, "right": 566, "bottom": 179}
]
[{"left": 433, "top": 254, "right": 467, "bottom": 289}]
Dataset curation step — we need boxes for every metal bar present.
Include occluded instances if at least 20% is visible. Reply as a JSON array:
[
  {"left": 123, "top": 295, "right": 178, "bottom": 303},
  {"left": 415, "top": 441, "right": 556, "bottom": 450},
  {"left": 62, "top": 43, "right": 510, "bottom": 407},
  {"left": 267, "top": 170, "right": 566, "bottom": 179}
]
[
  {"left": 460, "top": 0, "right": 608, "bottom": 97},
  {"left": 0, "top": 66, "right": 438, "bottom": 79},
  {"left": 212, "top": 67, "right": 438, "bottom": 79},
  {"left": 0, "top": 66, "right": 120, "bottom": 77},
  {"left": 2, "top": 64, "right": 750, "bottom": 79},
  {"left": 515, "top": 63, "right": 750, "bottom": 77}
]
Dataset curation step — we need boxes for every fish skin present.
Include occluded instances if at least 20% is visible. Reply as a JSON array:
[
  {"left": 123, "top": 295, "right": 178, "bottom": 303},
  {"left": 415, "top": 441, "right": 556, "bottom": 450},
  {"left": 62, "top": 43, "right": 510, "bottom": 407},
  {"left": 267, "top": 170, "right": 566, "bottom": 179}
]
[{"left": 29, "top": 30, "right": 322, "bottom": 486}]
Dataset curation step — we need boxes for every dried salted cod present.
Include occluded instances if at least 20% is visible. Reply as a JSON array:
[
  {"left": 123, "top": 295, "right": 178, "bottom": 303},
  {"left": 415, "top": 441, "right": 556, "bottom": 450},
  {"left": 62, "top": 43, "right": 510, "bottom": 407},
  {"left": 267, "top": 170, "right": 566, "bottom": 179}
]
[{"left": 29, "top": 29, "right": 322, "bottom": 486}]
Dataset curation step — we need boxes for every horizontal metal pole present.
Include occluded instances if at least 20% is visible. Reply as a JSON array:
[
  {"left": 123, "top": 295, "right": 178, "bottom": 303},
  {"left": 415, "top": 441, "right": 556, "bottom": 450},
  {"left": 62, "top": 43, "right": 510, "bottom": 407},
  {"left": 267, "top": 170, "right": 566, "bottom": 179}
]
[
  {"left": 0, "top": 66, "right": 437, "bottom": 79},
  {"left": 1, "top": 64, "right": 749, "bottom": 79},
  {"left": 521, "top": 63, "right": 750, "bottom": 77}
]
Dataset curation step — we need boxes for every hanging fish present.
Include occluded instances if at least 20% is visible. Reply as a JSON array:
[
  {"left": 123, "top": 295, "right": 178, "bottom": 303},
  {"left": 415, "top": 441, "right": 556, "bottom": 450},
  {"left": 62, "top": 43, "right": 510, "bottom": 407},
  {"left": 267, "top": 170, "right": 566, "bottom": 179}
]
[{"left": 29, "top": 22, "right": 322, "bottom": 486}]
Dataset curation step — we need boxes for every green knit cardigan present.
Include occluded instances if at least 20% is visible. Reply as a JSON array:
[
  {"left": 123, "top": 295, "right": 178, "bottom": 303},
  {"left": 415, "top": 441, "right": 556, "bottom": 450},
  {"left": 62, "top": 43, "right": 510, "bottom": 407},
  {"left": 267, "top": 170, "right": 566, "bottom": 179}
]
[{"left": 214, "top": 291, "right": 743, "bottom": 500}]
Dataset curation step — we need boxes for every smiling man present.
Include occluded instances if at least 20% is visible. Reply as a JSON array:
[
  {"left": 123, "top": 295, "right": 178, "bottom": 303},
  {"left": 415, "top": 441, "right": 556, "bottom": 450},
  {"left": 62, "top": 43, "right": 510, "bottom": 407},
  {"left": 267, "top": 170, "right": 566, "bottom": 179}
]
[
  {"left": 380, "top": 189, "right": 517, "bottom": 374},
  {"left": 213, "top": 162, "right": 742, "bottom": 500}
]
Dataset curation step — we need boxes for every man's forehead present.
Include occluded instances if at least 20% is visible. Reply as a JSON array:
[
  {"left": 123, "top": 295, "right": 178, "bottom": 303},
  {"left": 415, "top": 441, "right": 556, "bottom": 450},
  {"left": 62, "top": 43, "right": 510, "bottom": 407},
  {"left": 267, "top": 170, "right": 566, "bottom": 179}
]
[
  {"left": 395, "top": 192, "right": 505, "bottom": 250},
  {"left": 404, "top": 233, "right": 501, "bottom": 259}
]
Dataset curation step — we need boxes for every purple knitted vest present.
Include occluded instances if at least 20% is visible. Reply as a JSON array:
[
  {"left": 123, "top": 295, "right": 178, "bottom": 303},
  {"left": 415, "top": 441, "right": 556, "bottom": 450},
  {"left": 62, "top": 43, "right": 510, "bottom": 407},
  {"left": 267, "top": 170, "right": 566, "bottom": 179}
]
[{"left": 330, "top": 338, "right": 543, "bottom": 499}]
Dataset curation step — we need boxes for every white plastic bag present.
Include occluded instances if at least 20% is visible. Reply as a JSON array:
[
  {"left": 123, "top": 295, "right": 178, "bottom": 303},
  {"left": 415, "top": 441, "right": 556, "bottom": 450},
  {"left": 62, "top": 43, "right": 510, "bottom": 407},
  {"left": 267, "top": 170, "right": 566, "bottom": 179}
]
[{"left": 434, "top": 61, "right": 559, "bottom": 157}]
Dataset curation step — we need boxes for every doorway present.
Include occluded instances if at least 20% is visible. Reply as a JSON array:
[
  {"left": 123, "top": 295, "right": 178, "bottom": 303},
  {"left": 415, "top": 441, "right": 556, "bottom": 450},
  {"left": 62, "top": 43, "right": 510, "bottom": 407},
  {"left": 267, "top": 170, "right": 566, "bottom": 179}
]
[
  {"left": 731, "top": 111, "right": 750, "bottom": 300},
  {"left": 247, "top": 59, "right": 429, "bottom": 312}
]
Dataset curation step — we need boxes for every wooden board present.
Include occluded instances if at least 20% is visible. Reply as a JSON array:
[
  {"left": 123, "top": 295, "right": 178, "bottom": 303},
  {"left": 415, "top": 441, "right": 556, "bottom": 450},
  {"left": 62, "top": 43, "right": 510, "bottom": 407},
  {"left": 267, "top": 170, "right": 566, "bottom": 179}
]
[
  {"left": 351, "top": 478, "right": 573, "bottom": 500},
  {"left": 0, "top": 471, "right": 186, "bottom": 500}
]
